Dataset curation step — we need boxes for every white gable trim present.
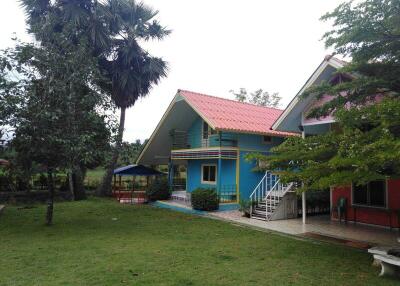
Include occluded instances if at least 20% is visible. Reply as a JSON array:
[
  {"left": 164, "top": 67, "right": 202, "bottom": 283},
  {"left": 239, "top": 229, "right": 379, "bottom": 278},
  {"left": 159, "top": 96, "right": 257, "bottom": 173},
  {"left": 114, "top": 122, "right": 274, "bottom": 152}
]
[
  {"left": 136, "top": 90, "right": 217, "bottom": 164},
  {"left": 136, "top": 92, "right": 181, "bottom": 164},
  {"left": 271, "top": 57, "right": 345, "bottom": 131}
]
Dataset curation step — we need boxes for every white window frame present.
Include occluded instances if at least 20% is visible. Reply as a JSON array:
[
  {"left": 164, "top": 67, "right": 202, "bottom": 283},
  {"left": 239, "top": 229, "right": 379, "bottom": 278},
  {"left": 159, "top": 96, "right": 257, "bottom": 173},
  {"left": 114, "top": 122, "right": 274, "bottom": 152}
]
[
  {"left": 351, "top": 179, "right": 388, "bottom": 209},
  {"left": 201, "top": 164, "right": 217, "bottom": 185},
  {"left": 262, "top": 135, "right": 273, "bottom": 144}
]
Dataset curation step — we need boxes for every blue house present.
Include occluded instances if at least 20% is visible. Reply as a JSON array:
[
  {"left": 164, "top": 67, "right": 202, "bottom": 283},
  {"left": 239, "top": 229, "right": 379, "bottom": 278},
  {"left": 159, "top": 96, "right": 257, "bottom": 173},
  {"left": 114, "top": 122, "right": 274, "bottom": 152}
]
[{"left": 137, "top": 89, "right": 295, "bottom": 203}]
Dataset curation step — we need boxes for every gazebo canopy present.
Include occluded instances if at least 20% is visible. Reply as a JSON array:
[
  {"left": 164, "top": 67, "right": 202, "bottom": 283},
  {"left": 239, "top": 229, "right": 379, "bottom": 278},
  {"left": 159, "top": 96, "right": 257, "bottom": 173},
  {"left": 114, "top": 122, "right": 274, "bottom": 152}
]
[
  {"left": 113, "top": 164, "right": 164, "bottom": 176},
  {"left": 0, "top": 159, "right": 10, "bottom": 166}
]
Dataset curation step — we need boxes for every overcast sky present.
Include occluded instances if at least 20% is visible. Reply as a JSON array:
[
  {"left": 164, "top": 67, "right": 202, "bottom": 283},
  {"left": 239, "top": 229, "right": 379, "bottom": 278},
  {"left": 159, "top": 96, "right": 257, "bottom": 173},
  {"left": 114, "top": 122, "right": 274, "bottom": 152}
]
[{"left": 0, "top": 0, "right": 344, "bottom": 142}]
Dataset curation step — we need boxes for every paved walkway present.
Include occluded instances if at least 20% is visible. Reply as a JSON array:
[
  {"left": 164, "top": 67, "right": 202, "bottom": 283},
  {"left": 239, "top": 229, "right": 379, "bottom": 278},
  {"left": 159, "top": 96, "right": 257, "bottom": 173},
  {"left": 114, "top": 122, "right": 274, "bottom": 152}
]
[
  {"left": 210, "top": 211, "right": 400, "bottom": 247},
  {"left": 155, "top": 200, "right": 400, "bottom": 247}
]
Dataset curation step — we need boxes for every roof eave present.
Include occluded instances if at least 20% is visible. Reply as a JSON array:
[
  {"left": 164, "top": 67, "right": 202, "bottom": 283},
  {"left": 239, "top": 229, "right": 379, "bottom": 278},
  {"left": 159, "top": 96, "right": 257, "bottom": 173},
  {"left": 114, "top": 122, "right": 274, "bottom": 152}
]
[{"left": 271, "top": 56, "right": 345, "bottom": 131}]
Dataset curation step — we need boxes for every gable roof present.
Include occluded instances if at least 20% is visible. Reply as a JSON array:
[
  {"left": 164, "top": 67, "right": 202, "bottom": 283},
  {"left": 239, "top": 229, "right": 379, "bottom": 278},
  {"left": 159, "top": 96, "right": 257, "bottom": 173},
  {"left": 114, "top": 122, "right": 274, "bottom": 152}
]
[
  {"left": 271, "top": 55, "right": 347, "bottom": 132},
  {"left": 179, "top": 90, "right": 295, "bottom": 137},
  {"left": 137, "top": 89, "right": 296, "bottom": 165}
]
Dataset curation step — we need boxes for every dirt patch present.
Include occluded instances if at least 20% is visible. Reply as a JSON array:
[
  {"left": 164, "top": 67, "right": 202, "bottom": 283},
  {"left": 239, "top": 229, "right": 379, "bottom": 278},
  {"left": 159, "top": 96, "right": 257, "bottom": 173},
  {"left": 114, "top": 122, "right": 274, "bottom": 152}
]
[{"left": 301, "top": 232, "right": 373, "bottom": 249}]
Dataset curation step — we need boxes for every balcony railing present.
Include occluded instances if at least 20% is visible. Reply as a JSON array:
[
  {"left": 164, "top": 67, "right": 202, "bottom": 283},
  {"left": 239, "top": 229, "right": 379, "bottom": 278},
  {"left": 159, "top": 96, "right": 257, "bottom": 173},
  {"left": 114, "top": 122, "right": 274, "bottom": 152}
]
[
  {"left": 170, "top": 130, "right": 238, "bottom": 150},
  {"left": 218, "top": 184, "right": 237, "bottom": 203}
]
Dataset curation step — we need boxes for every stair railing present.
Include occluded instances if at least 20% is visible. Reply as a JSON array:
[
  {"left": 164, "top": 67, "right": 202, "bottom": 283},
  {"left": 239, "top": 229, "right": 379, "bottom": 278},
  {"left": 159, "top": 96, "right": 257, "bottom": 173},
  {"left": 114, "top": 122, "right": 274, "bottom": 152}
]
[
  {"left": 249, "top": 171, "right": 279, "bottom": 214},
  {"left": 264, "top": 181, "right": 295, "bottom": 221}
]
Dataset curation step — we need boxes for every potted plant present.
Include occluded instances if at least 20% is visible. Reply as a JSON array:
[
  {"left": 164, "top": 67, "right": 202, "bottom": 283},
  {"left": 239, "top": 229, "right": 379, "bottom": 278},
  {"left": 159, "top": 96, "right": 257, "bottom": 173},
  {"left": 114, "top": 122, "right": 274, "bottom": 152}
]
[{"left": 239, "top": 199, "right": 253, "bottom": 218}]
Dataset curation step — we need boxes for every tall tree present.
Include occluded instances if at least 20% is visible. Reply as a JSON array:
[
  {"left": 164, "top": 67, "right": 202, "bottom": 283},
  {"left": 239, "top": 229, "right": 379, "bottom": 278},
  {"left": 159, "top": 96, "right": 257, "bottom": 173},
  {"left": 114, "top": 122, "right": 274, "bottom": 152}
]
[
  {"left": 254, "top": 0, "right": 400, "bottom": 191},
  {"left": 230, "top": 88, "right": 281, "bottom": 107},
  {"left": 0, "top": 37, "right": 112, "bottom": 224},
  {"left": 96, "top": 1, "right": 169, "bottom": 196},
  {"left": 304, "top": 0, "right": 400, "bottom": 116},
  {"left": 20, "top": 0, "right": 170, "bottom": 196}
]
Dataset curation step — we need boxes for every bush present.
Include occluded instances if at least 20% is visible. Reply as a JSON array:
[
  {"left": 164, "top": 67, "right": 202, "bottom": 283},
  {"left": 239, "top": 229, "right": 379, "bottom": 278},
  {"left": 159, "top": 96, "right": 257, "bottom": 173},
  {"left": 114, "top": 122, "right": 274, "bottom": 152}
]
[
  {"left": 239, "top": 199, "right": 253, "bottom": 218},
  {"left": 191, "top": 188, "right": 219, "bottom": 211},
  {"left": 146, "top": 177, "right": 170, "bottom": 201}
]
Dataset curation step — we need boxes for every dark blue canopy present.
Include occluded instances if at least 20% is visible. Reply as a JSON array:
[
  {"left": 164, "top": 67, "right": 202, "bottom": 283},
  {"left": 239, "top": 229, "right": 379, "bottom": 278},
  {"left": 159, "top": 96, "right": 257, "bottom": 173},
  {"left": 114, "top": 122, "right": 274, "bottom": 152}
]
[{"left": 113, "top": 164, "right": 165, "bottom": 176}]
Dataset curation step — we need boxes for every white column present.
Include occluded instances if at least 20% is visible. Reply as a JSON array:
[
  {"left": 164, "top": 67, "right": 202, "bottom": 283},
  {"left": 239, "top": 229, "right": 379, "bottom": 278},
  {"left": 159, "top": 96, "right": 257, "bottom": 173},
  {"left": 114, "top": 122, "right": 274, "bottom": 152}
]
[
  {"left": 301, "top": 129, "right": 306, "bottom": 224},
  {"left": 302, "top": 191, "right": 306, "bottom": 224}
]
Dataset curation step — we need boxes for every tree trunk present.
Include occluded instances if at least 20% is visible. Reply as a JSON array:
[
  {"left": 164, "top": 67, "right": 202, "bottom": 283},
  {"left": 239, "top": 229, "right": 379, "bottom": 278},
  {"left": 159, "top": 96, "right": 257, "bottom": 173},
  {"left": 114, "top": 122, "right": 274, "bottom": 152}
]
[
  {"left": 97, "top": 106, "right": 126, "bottom": 196},
  {"left": 68, "top": 170, "right": 75, "bottom": 200},
  {"left": 46, "top": 169, "right": 55, "bottom": 226},
  {"left": 72, "top": 165, "right": 86, "bottom": 200}
]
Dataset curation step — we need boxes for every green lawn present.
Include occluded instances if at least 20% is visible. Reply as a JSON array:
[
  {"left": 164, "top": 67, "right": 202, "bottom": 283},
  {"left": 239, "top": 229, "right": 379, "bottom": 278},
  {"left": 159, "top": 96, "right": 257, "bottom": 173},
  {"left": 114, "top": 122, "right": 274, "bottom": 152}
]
[
  {"left": 0, "top": 198, "right": 397, "bottom": 286},
  {"left": 86, "top": 167, "right": 106, "bottom": 181}
]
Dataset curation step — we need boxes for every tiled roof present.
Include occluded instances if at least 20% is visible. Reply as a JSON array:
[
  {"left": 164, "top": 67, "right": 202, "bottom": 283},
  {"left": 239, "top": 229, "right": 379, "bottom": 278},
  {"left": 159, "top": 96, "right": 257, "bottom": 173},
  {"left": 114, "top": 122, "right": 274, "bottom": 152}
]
[{"left": 178, "top": 90, "right": 297, "bottom": 137}]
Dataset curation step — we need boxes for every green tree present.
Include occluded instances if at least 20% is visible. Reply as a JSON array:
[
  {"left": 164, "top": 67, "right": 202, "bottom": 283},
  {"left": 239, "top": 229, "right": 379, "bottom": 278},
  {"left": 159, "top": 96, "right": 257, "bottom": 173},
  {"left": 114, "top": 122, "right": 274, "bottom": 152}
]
[
  {"left": 0, "top": 36, "right": 112, "bottom": 224},
  {"left": 304, "top": 0, "right": 400, "bottom": 116},
  {"left": 254, "top": 0, "right": 400, "bottom": 191},
  {"left": 230, "top": 88, "right": 281, "bottom": 107},
  {"left": 96, "top": 1, "right": 169, "bottom": 196},
  {"left": 118, "top": 140, "right": 146, "bottom": 166},
  {"left": 19, "top": 0, "right": 170, "bottom": 197}
]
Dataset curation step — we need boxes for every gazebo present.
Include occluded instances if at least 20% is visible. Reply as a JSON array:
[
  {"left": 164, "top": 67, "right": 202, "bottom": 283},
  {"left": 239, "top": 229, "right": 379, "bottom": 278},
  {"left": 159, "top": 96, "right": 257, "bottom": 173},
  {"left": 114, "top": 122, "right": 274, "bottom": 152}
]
[
  {"left": 0, "top": 159, "right": 10, "bottom": 166},
  {"left": 112, "top": 164, "right": 165, "bottom": 204}
]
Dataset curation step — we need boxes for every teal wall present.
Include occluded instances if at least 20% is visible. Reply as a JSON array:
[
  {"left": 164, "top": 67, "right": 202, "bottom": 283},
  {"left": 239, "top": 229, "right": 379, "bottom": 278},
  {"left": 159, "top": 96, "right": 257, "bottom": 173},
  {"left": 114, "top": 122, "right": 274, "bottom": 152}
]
[
  {"left": 238, "top": 151, "right": 265, "bottom": 200},
  {"left": 186, "top": 159, "right": 236, "bottom": 193},
  {"left": 187, "top": 116, "right": 219, "bottom": 148},
  {"left": 184, "top": 117, "right": 286, "bottom": 199},
  {"left": 187, "top": 117, "right": 202, "bottom": 148}
]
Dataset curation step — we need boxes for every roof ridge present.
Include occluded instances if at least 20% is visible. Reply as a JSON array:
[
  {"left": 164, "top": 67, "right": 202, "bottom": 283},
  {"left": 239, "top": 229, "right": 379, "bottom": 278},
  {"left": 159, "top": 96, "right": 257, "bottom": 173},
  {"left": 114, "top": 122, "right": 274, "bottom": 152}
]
[{"left": 178, "top": 89, "right": 284, "bottom": 111}]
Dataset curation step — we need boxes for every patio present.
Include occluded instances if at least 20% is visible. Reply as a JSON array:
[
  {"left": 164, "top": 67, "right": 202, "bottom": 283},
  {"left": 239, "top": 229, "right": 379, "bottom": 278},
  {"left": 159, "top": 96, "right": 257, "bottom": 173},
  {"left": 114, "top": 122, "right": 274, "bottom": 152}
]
[
  {"left": 164, "top": 192, "right": 400, "bottom": 247},
  {"left": 211, "top": 211, "right": 400, "bottom": 247}
]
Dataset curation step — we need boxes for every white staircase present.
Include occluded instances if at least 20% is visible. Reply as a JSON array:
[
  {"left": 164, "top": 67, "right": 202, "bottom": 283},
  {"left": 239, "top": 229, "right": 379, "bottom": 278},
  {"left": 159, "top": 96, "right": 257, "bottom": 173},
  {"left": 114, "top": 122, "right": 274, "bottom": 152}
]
[{"left": 250, "top": 171, "right": 295, "bottom": 221}]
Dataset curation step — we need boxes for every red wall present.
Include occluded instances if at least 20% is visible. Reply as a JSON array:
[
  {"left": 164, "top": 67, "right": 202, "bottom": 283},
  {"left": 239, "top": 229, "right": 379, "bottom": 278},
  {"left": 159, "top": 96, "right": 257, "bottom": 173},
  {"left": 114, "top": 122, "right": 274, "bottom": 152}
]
[{"left": 332, "top": 179, "right": 400, "bottom": 228}]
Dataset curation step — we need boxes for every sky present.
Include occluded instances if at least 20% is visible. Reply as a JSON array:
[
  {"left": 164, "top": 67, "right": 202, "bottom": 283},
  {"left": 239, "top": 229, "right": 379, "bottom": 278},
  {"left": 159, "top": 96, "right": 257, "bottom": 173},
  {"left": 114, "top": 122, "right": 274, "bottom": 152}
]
[{"left": 0, "top": 0, "right": 344, "bottom": 142}]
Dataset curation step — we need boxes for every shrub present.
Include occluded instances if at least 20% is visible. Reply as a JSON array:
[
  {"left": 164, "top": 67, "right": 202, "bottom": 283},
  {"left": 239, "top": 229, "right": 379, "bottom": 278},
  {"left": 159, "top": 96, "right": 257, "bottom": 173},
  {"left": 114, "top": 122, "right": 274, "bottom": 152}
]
[
  {"left": 191, "top": 188, "right": 219, "bottom": 211},
  {"left": 239, "top": 199, "right": 256, "bottom": 218},
  {"left": 146, "top": 177, "right": 170, "bottom": 201}
]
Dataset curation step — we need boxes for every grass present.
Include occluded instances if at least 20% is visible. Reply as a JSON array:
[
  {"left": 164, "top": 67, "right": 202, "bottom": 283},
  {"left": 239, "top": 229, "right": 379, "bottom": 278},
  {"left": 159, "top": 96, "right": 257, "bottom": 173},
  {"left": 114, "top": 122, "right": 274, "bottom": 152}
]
[
  {"left": 86, "top": 167, "right": 106, "bottom": 181},
  {"left": 0, "top": 198, "right": 397, "bottom": 286}
]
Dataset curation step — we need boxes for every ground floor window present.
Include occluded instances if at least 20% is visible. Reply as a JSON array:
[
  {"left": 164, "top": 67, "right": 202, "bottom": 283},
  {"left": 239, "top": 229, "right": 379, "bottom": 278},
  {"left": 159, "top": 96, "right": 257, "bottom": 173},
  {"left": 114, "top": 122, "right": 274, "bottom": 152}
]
[
  {"left": 201, "top": 164, "right": 217, "bottom": 184},
  {"left": 352, "top": 180, "right": 386, "bottom": 208}
]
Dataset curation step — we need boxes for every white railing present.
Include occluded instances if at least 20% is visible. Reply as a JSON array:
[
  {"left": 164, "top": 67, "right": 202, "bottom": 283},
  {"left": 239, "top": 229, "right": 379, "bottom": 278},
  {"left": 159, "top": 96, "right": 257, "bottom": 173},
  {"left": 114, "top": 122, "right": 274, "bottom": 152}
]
[
  {"left": 249, "top": 171, "right": 279, "bottom": 213},
  {"left": 264, "top": 181, "right": 294, "bottom": 221}
]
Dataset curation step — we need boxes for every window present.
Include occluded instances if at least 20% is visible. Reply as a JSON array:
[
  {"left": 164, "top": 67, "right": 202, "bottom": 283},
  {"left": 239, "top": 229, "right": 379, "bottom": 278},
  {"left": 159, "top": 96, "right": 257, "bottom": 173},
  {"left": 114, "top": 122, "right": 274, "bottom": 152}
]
[
  {"left": 202, "top": 164, "right": 217, "bottom": 184},
  {"left": 262, "top": 135, "right": 272, "bottom": 144},
  {"left": 352, "top": 180, "right": 386, "bottom": 208}
]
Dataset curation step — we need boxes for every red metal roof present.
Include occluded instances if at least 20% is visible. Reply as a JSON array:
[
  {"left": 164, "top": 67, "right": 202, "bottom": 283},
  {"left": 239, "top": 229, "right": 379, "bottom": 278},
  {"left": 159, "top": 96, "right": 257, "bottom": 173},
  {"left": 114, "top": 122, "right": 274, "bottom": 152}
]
[{"left": 178, "top": 90, "right": 297, "bottom": 137}]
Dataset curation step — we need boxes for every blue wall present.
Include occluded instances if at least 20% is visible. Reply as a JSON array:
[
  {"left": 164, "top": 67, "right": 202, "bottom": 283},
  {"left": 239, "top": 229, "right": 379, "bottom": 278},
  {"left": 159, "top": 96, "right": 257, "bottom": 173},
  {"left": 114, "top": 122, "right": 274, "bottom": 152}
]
[
  {"left": 186, "top": 159, "right": 236, "bottom": 193},
  {"left": 184, "top": 117, "right": 286, "bottom": 199},
  {"left": 238, "top": 151, "right": 265, "bottom": 200},
  {"left": 188, "top": 116, "right": 219, "bottom": 148}
]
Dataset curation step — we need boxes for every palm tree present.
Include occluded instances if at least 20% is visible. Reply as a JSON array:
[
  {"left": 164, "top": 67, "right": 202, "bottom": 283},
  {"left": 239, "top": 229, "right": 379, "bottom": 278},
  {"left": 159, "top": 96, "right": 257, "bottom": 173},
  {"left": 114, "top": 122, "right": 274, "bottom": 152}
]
[
  {"left": 21, "top": 0, "right": 170, "bottom": 196},
  {"left": 96, "top": 0, "right": 169, "bottom": 196}
]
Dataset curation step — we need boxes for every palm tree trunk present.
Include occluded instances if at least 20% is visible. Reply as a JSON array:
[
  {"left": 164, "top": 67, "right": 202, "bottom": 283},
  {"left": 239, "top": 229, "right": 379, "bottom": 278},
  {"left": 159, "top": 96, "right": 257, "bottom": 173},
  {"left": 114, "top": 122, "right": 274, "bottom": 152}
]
[
  {"left": 46, "top": 169, "right": 55, "bottom": 226},
  {"left": 97, "top": 106, "right": 126, "bottom": 196}
]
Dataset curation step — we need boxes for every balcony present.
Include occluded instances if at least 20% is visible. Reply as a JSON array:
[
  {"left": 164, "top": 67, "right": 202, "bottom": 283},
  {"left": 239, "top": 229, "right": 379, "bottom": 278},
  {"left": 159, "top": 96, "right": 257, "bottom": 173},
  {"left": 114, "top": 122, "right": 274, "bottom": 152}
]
[
  {"left": 170, "top": 130, "right": 238, "bottom": 150},
  {"left": 170, "top": 130, "right": 238, "bottom": 160}
]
